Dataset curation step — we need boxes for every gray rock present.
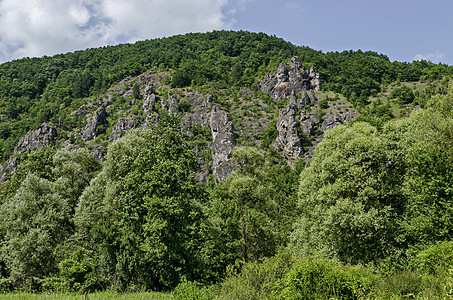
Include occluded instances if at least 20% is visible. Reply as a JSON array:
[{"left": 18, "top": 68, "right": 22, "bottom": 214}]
[
  {"left": 300, "top": 112, "right": 320, "bottom": 136},
  {"left": 210, "top": 106, "right": 236, "bottom": 182},
  {"left": 273, "top": 95, "right": 303, "bottom": 159},
  {"left": 259, "top": 56, "right": 321, "bottom": 100},
  {"left": 110, "top": 116, "right": 136, "bottom": 141},
  {"left": 141, "top": 93, "right": 156, "bottom": 115},
  {"left": 161, "top": 94, "right": 179, "bottom": 114},
  {"left": 14, "top": 123, "right": 57, "bottom": 155},
  {"left": 81, "top": 106, "right": 108, "bottom": 141},
  {"left": 0, "top": 123, "right": 57, "bottom": 182}
]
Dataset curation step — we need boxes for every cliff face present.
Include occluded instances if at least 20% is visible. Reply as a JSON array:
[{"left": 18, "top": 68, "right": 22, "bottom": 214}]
[
  {"left": 259, "top": 56, "right": 321, "bottom": 100},
  {"left": 209, "top": 106, "right": 236, "bottom": 182},
  {"left": 0, "top": 57, "right": 358, "bottom": 182},
  {"left": 0, "top": 123, "right": 57, "bottom": 182}
]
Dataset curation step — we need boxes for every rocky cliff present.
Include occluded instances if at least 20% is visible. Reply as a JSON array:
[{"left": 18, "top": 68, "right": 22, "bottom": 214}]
[
  {"left": 0, "top": 57, "right": 358, "bottom": 182},
  {"left": 0, "top": 123, "right": 57, "bottom": 182}
]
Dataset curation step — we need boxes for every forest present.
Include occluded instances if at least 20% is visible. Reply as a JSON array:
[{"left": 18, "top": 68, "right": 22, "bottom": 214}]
[{"left": 0, "top": 30, "right": 453, "bottom": 299}]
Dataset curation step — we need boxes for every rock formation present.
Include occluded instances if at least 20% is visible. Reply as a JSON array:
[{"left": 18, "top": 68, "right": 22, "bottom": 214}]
[
  {"left": 210, "top": 106, "right": 236, "bottom": 182},
  {"left": 81, "top": 105, "right": 108, "bottom": 141},
  {"left": 110, "top": 116, "right": 137, "bottom": 141},
  {"left": 259, "top": 56, "right": 321, "bottom": 100},
  {"left": 0, "top": 123, "right": 57, "bottom": 182}
]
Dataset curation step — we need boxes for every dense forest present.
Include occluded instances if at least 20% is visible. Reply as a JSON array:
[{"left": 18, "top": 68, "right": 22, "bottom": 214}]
[{"left": 0, "top": 30, "right": 453, "bottom": 299}]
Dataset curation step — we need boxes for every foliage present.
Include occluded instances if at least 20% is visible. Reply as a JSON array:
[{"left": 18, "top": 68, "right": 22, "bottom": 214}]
[
  {"left": 0, "top": 31, "right": 452, "bottom": 296},
  {"left": 217, "top": 251, "right": 376, "bottom": 300},
  {"left": 0, "top": 174, "right": 70, "bottom": 290},
  {"left": 390, "top": 86, "right": 415, "bottom": 104},
  {"left": 292, "top": 86, "right": 453, "bottom": 266},
  {"left": 204, "top": 146, "right": 299, "bottom": 276},
  {"left": 272, "top": 257, "right": 376, "bottom": 300},
  {"left": 0, "top": 148, "right": 101, "bottom": 290},
  {"left": 172, "top": 280, "right": 219, "bottom": 300},
  {"left": 74, "top": 114, "right": 206, "bottom": 291},
  {"left": 0, "top": 30, "right": 450, "bottom": 163},
  {"left": 415, "top": 241, "right": 453, "bottom": 275},
  {"left": 292, "top": 122, "right": 404, "bottom": 264}
]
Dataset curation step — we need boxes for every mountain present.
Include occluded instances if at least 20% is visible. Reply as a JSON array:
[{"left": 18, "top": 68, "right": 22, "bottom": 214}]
[
  {"left": 0, "top": 30, "right": 451, "bottom": 181},
  {"left": 0, "top": 31, "right": 452, "bottom": 295}
]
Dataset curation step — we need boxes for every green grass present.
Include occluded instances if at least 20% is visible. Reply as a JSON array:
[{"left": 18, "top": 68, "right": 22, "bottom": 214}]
[{"left": 0, "top": 292, "right": 171, "bottom": 300}]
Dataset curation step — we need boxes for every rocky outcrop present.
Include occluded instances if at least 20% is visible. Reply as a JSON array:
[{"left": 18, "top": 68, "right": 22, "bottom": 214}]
[
  {"left": 161, "top": 94, "right": 179, "bottom": 114},
  {"left": 14, "top": 123, "right": 57, "bottom": 155},
  {"left": 274, "top": 93, "right": 309, "bottom": 159},
  {"left": 110, "top": 116, "right": 136, "bottom": 141},
  {"left": 210, "top": 106, "right": 236, "bottom": 182},
  {"left": 0, "top": 123, "right": 57, "bottom": 182},
  {"left": 141, "top": 85, "right": 156, "bottom": 114},
  {"left": 259, "top": 56, "right": 321, "bottom": 100},
  {"left": 81, "top": 106, "right": 107, "bottom": 141}
]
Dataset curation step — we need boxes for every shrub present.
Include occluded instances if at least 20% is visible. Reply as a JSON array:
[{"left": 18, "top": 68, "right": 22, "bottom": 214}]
[
  {"left": 173, "top": 280, "right": 219, "bottom": 300},
  {"left": 416, "top": 241, "right": 453, "bottom": 275},
  {"left": 319, "top": 98, "right": 329, "bottom": 109},
  {"left": 272, "top": 257, "right": 376, "bottom": 299}
]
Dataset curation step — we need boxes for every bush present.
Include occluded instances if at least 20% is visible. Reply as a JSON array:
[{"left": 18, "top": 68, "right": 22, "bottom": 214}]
[
  {"left": 218, "top": 251, "right": 294, "bottom": 300},
  {"left": 173, "top": 280, "right": 219, "bottom": 300},
  {"left": 416, "top": 241, "right": 453, "bottom": 275},
  {"left": 319, "top": 98, "right": 329, "bottom": 109},
  {"left": 272, "top": 257, "right": 376, "bottom": 299},
  {"left": 375, "top": 270, "right": 443, "bottom": 299}
]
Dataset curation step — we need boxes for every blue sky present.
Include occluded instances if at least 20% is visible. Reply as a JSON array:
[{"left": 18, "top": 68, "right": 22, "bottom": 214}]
[
  {"left": 229, "top": 0, "right": 453, "bottom": 64},
  {"left": 0, "top": 0, "right": 451, "bottom": 65}
]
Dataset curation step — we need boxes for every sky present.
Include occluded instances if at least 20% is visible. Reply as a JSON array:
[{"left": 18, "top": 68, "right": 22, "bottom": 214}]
[{"left": 0, "top": 0, "right": 452, "bottom": 65}]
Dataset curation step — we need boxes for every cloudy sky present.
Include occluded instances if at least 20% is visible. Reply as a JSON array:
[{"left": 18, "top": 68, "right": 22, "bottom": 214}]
[{"left": 0, "top": 0, "right": 451, "bottom": 65}]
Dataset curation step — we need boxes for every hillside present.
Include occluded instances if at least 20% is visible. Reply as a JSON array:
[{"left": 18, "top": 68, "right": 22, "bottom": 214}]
[{"left": 0, "top": 31, "right": 453, "bottom": 297}]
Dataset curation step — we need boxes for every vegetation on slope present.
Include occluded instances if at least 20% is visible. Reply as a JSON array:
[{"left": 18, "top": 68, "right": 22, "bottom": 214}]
[
  {"left": 0, "top": 31, "right": 452, "bottom": 298},
  {"left": 0, "top": 30, "right": 451, "bottom": 162}
]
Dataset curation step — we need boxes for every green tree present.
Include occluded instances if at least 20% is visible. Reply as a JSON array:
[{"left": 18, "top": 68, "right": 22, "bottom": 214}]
[
  {"left": 0, "top": 174, "right": 70, "bottom": 290},
  {"left": 205, "top": 147, "right": 299, "bottom": 269},
  {"left": 75, "top": 115, "right": 206, "bottom": 290},
  {"left": 292, "top": 122, "right": 405, "bottom": 264}
]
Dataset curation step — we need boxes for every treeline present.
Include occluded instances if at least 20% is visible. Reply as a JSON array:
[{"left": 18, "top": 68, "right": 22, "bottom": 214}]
[
  {"left": 0, "top": 114, "right": 300, "bottom": 292},
  {"left": 1, "top": 30, "right": 452, "bottom": 163},
  {"left": 0, "top": 86, "right": 452, "bottom": 299}
]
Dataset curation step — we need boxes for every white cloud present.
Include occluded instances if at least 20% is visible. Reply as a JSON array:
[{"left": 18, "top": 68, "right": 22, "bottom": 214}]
[
  {"left": 283, "top": 1, "right": 305, "bottom": 13},
  {"left": 0, "top": 0, "right": 238, "bottom": 62},
  {"left": 413, "top": 51, "right": 446, "bottom": 62}
]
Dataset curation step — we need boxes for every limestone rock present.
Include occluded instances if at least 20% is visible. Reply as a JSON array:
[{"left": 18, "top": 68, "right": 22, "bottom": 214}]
[
  {"left": 259, "top": 56, "right": 321, "bottom": 100},
  {"left": 274, "top": 95, "right": 303, "bottom": 159},
  {"left": 300, "top": 111, "right": 320, "bottom": 136},
  {"left": 162, "top": 94, "right": 179, "bottom": 114},
  {"left": 81, "top": 106, "right": 108, "bottom": 141},
  {"left": 14, "top": 123, "right": 57, "bottom": 155},
  {"left": 0, "top": 123, "right": 57, "bottom": 182},
  {"left": 110, "top": 116, "right": 136, "bottom": 141},
  {"left": 210, "top": 106, "right": 236, "bottom": 182}
]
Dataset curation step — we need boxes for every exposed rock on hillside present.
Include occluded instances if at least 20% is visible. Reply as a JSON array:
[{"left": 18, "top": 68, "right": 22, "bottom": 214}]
[
  {"left": 162, "top": 94, "right": 180, "bottom": 114},
  {"left": 110, "top": 116, "right": 137, "bottom": 141},
  {"left": 0, "top": 123, "right": 57, "bottom": 182},
  {"left": 259, "top": 56, "right": 321, "bottom": 100},
  {"left": 81, "top": 106, "right": 107, "bottom": 141},
  {"left": 210, "top": 106, "right": 236, "bottom": 182},
  {"left": 14, "top": 123, "right": 57, "bottom": 155},
  {"left": 274, "top": 94, "right": 304, "bottom": 159}
]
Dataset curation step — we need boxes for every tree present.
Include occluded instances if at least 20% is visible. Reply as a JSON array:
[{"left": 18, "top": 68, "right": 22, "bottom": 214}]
[
  {"left": 75, "top": 114, "right": 206, "bottom": 290},
  {"left": 0, "top": 174, "right": 70, "bottom": 290},
  {"left": 292, "top": 122, "right": 405, "bottom": 264},
  {"left": 206, "top": 147, "right": 299, "bottom": 268},
  {"left": 292, "top": 87, "right": 453, "bottom": 264}
]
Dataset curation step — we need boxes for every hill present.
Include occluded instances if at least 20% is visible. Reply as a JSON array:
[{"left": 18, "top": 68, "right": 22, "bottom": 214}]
[{"left": 0, "top": 31, "right": 452, "bottom": 297}]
